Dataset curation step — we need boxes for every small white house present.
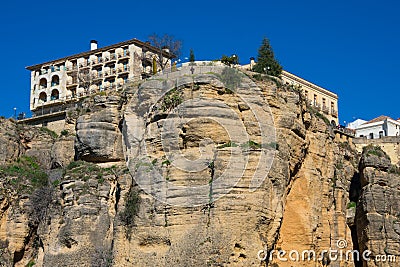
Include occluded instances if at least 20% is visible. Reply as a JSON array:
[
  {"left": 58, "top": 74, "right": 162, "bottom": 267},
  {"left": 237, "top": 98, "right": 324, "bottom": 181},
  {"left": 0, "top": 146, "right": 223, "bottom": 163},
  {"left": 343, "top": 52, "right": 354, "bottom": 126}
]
[
  {"left": 354, "top": 115, "right": 400, "bottom": 139},
  {"left": 347, "top": 119, "right": 367, "bottom": 130}
]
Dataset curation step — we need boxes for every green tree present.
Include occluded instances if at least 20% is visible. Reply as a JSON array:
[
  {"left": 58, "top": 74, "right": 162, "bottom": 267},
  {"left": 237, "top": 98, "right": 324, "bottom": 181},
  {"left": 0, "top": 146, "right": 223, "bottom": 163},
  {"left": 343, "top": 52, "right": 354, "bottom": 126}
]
[
  {"left": 221, "top": 54, "right": 239, "bottom": 66},
  {"left": 189, "top": 48, "right": 195, "bottom": 63},
  {"left": 253, "top": 37, "right": 282, "bottom": 77}
]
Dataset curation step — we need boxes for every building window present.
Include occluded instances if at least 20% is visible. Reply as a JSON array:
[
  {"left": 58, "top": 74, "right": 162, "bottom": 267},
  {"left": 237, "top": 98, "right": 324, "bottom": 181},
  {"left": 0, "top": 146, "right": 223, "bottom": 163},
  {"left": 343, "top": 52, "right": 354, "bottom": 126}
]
[
  {"left": 51, "top": 89, "right": 59, "bottom": 100},
  {"left": 304, "top": 90, "right": 308, "bottom": 99},
  {"left": 379, "top": 131, "right": 384, "bottom": 138},
  {"left": 39, "top": 78, "right": 47, "bottom": 89},
  {"left": 39, "top": 92, "right": 47, "bottom": 103},
  {"left": 313, "top": 94, "right": 317, "bottom": 106},
  {"left": 331, "top": 102, "right": 335, "bottom": 113},
  {"left": 123, "top": 47, "right": 129, "bottom": 56},
  {"left": 51, "top": 75, "right": 59, "bottom": 86},
  {"left": 123, "top": 62, "right": 129, "bottom": 71},
  {"left": 369, "top": 133, "right": 374, "bottom": 139}
]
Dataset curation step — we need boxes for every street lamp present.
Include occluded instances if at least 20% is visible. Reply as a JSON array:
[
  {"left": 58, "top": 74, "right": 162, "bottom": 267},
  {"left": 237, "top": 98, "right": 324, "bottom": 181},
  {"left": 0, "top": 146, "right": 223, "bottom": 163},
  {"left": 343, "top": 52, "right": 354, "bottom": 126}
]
[
  {"left": 13, "top": 107, "right": 16, "bottom": 119},
  {"left": 264, "top": 66, "right": 271, "bottom": 75}
]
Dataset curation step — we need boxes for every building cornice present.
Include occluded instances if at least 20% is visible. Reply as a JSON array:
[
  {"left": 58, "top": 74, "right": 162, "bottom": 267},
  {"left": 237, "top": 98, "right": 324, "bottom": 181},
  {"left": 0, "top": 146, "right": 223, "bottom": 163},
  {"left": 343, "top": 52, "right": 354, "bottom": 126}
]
[
  {"left": 26, "top": 38, "right": 174, "bottom": 71},
  {"left": 281, "top": 70, "right": 338, "bottom": 100}
]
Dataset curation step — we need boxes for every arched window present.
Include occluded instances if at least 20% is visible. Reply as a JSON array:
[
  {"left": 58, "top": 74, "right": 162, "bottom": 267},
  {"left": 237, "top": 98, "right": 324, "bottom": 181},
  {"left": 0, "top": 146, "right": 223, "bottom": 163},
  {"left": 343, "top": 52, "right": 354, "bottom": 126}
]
[
  {"left": 51, "top": 75, "right": 59, "bottom": 86},
  {"left": 51, "top": 89, "right": 59, "bottom": 100},
  {"left": 39, "top": 78, "right": 47, "bottom": 89},
  {"left": 39, "top": 92, "right": 47, "bottom": 103}
]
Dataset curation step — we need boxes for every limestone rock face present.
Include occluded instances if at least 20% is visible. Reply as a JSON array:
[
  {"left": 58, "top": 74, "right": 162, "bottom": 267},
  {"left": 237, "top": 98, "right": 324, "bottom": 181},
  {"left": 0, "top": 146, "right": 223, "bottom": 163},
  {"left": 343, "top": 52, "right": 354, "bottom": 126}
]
[
  {"left": 0, "top": 68, "right": 397, "bottom": 267},
  {"left": 356, "top": 147, "right": 400, "bottom": 266},
  {"left": 50, "top": 136, "right": 75, "bottom": 168},
  {"left": 120, "top": 67, "right": 359, "bottom": 266},
  {"left": 0, "top": 118, "right": 22, "bottom": 164},
  {"left": 75, "top": 95, "right": 124, "bottom": 163}
]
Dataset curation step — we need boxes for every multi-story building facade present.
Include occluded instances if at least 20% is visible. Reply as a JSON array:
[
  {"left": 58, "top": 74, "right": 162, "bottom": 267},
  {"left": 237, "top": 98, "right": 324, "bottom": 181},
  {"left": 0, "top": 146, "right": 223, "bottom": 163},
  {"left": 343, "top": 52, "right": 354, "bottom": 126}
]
[
  {"left": 280, "top": 70, "right": 339, "bottom": 125},
  {"left": 26, "top": 38, "right": 173, "bottom": 116},
  {"left": 241, "top": 59, "right": 339, "bottom": 125}
]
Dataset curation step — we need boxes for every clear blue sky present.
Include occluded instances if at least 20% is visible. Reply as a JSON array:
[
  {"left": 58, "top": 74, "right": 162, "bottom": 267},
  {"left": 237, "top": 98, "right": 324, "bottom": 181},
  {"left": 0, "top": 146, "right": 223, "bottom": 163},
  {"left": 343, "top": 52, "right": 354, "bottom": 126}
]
[{"left": 1, "top": 0, "right": 399, "bottom": 125}]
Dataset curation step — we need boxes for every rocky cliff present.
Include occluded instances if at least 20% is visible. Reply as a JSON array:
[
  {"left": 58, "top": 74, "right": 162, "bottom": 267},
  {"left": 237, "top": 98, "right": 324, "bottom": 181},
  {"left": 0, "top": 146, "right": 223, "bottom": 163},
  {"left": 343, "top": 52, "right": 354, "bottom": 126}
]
[{"left": 0, "top": 66, "right": 398, "bottom": 267}]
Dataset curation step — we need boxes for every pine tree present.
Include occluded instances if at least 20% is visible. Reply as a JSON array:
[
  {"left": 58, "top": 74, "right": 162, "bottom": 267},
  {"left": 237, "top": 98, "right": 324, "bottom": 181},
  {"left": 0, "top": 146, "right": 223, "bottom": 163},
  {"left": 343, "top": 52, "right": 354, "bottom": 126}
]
[
  {"left": 189, "top": 48, "right": 195, "bottom": 63},
  {"left": 253, "top": 37, "right": 282, "bottom": 77}
]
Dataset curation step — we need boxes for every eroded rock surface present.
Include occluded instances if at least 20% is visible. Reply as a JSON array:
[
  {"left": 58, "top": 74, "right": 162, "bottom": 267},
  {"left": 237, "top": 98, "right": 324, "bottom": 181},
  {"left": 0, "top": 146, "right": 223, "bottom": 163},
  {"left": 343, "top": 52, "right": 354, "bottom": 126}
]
[{"left": 356, "top": 146, "right": 400, "bottom": 266}]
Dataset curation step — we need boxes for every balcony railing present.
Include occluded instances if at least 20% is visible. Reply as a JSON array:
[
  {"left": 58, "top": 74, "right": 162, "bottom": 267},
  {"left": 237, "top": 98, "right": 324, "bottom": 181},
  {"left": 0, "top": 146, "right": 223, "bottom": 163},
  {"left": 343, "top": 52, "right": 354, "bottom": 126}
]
[
  {"left": 66, "top": 65, "right": 77, "bottom": 72},
  {"left": 331, "top": 109, "right": 338, "bottom": 117},
  {"left": 118, "top": 51, "right": 130, "bottom": 58},
  {"left": 118, "top": 66, "right": 130, "bottom": 73},
  {"left": 92, "top": 73, "right": 103, "bottom": 79},
  {"left": 92, "top": 58, "right": 103, "bottom": 65},
  {"left": 104, "top": 69, "right": 117, "bottom": 76},
  {"left": 322, "top": 106, "right": 329, "bottom": 114}
]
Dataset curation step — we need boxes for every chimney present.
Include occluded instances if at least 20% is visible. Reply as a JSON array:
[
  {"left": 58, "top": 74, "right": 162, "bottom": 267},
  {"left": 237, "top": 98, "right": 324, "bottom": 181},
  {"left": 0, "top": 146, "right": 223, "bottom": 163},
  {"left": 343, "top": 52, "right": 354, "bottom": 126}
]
[
  {"left": 250, "top": 57, "right": 255, "bottom": 69},
  {"left": 90, "top": 40, "right": 98, "bottom": 51}
]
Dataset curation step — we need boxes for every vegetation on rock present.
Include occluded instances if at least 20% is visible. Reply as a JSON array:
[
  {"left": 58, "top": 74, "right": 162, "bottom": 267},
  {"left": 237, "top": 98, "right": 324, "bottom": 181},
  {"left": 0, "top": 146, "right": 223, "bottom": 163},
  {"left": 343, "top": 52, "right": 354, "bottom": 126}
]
[{"left": 253, "top": 37, "right": 282, "bottom": 77}]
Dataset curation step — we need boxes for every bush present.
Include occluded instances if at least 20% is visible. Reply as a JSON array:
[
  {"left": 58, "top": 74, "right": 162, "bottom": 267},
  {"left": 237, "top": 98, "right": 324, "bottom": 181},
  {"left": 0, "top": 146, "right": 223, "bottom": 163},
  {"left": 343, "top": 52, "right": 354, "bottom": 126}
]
[
  {"left": 241, "top": 140, "right": 262, "bottom": 150},
  {"left": 39, "top": 127, "right": 58, "bottom": 138},
  {"left": 66, "top": 160, "right": 86, "bottom": 170},
  {"left": 60, "top": 129, "right": 69, "bottom": 136},
  {"left": 218, "top": 67, "right": 242, "bottom": 90},
  {"left": 0, "top": 156, "right": 48, "bottom": 193},
  {"left": 119, "top": 188, "right": 141, "bottom": 240},
  {"left": 161, "top": 88, "right": 183, "bottom": 112},
  {"left": 217, "top": 141, "right": 238, "bottom": 149},
  {"left": 347, "top": 201, "right": 357, "bottom": 209},
  {"left": 363, "top": 145, "right": 388, "bottom": 158}
]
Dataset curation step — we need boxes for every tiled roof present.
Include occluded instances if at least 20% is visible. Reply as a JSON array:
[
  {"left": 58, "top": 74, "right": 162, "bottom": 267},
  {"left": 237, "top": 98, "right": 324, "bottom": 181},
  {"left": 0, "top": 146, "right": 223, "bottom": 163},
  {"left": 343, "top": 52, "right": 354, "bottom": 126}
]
[{"left": 362, "top": 115, "right": 391, "bottom": 125}]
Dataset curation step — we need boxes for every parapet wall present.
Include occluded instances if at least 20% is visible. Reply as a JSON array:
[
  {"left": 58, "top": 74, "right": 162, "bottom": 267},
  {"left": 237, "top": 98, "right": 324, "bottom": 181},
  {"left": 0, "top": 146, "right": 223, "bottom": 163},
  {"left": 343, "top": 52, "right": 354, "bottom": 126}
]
[{"left": 353, "top": 136, "right": 400, "bottom": 165}]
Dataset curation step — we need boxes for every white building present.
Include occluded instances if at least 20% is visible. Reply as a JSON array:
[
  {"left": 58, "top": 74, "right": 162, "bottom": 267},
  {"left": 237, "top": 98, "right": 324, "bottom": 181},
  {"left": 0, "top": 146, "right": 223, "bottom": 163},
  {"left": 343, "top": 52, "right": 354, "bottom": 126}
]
[
  {"left": 354, "top": 116, "right": 400, "bottom": 139},
  {"left": 26, "top": 38, "right": 173, "bottom": 116},
  {"left": 346, "top": 119, "right": 367, "bottom": 130}
]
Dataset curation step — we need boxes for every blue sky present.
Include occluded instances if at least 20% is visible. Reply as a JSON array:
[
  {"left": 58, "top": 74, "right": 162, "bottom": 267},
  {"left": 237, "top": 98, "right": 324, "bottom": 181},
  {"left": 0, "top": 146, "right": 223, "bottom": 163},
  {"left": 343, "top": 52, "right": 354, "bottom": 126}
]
[{"left": 1, "top": 0, "right": 399, "bottom": 125}]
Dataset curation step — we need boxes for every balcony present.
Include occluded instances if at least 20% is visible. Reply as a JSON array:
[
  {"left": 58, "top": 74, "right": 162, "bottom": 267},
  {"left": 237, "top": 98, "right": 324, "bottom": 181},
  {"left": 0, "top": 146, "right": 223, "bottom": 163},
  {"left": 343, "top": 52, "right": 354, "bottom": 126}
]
[
  {"left": 322, "top": 106, "right": 329, "bottom": 114},
  {"left": 314, "top": 102, "right": 321, "bottom": 111},
  {"left": 66, "top": 79, "right": 78, "bottom": 87},
  {"left": 66, "top": 65, "right": 78, "bottom": 72},
  {"left": 118, "top": 50, "right": 130, "bottom": 59},
  {"left": 92, "top": 73, "right": 103, "bottom": 80},
  {"left": 118, "top": 66, "right": 130, "bottom": 74},
  {"left": 104, "top": 69, "right": 116, "bottom": 77},
  {"left": 331, "top": 109, "right": 338, "bottom": 118},
  {"left": 78, "top": 62, "right": 89, "bottom": 68},
  {"left": 92, "top": 58, "right": 103, "bottom": 66},
  {"left": 104, "top": 54, "right": 117, "bottom": 62}
]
